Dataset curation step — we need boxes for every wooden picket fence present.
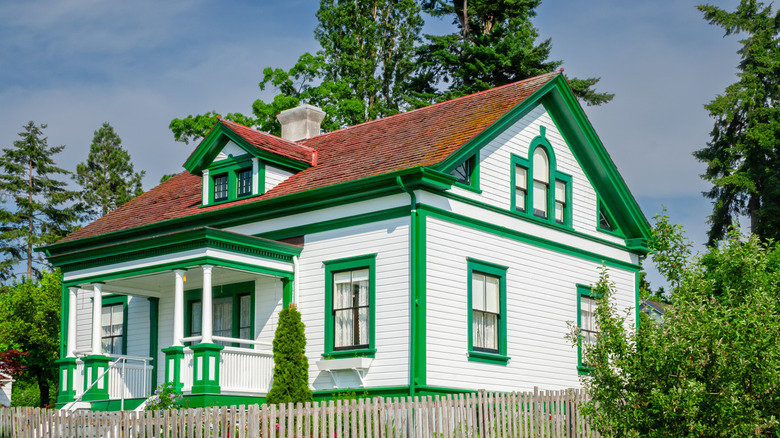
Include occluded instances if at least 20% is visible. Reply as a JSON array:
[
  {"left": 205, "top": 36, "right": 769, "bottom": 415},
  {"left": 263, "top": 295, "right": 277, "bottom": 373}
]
[{"left": 0, "top": 388, "right": 597, "bottom": 438}]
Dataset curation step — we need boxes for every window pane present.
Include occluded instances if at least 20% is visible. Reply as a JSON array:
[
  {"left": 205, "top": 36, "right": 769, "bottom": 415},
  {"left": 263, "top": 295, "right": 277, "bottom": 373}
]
[
  {"left": 533, "top": 182, "right": 547, "bottom": 217},
  {"left": 555, "top": 202, "right": 564, "bottom": 223},
  {"left": 483, "top": 313, "right": 498, "bottom": 350},
  {"left": 472, "top": 311, "right": 483, "bottom": 348},
  {"left": 102, "top": 307, "right": 111, "bottom": 327},
  {"left": 515, "top": 166, "right": 527, "bottom": 189},
  {"left": 240, "top": 295, "right": 251, "bottom": 328},
  {"left": 214, "top": 174, "right": 228, "bottom": 201},
  {"left": 237, "top": 169, "right": 252, "bottom": 197},
  {"left": 533, "top": 148, "right": 549, "bottom": 183},
  {"left": 213, "top": 297, "right": 232, "bottom": 336},
  {"left": 515, "top": 190, "right": 526, "bottom": 212},
  {"left": 581, "top": 297, "right": 596, "bottom": 331},
  {"left": 472, "top": 274, "right": 485, "bottom": 311},
  {"left": 334, "top": 309, "right": 353, "bottom": 348},
  {"left": 191, "top": 302, "right": 202, "bottom": 336},
  {"left": 555, "top": 181, "right": 566, "bottom": 202},
  {"left": 485, "top": 276, "right": 500, "bottom": 313},
  {"left": 358, "top": 307, "right": 369, "bottom": 346},
  {"left": 334, "top": 272, "right": 352, "bottom": 310},
  {"left": 114, "top": 337, "right": 123, "bottom": 355}
]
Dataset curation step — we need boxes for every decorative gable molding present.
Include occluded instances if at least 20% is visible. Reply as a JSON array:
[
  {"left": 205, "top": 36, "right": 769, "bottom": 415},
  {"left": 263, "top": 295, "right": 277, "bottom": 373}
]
[{"left": 214, "top": 141, "right": 249, "bottom": 162}]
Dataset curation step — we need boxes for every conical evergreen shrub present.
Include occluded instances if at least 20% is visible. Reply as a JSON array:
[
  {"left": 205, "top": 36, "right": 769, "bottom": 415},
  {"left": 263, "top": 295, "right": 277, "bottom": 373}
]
[{"left": 266, "top": 304, "right": 313, "bottom": 404}]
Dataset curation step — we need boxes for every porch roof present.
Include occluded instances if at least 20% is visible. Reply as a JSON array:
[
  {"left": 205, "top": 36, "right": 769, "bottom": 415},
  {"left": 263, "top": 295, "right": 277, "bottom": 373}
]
[{"left": 54, "top": 227, "right": 302, "bottom": 285}]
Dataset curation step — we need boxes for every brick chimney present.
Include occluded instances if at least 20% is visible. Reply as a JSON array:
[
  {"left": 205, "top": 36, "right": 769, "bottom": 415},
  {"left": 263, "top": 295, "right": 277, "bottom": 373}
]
[{"left": 276, "top": 104, "right": 326, "bottom": 141}]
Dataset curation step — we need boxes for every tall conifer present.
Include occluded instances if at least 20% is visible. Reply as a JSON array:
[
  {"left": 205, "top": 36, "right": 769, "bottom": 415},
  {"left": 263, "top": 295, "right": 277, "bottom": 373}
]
[
  {"left": 0, "top": 122, "right": 79, "bottom": 281},
  {"left": 266, "top": 304, "right": 313, "bottom": 405},
  {"left": 75, "top": 122, "right": 145, "bottom": 221},
  {"left": 694, "top": 0, "right": 780, "bottom": 245}
]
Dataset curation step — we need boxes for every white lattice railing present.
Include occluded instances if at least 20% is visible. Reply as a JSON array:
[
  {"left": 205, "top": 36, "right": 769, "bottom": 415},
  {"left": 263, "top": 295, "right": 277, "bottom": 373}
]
[
  {"left": 107, "top": 360, "right": 152, "bottom": 400},
  {"left": 219, "top": 346, "right": 274, "bottom": 394}
]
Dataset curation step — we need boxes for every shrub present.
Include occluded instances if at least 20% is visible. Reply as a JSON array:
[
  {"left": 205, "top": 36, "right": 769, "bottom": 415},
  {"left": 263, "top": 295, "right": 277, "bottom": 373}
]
[
  {"left": 266, "top": 304, "right": 312, "bottom": 405},
  {"left": 145, "top": 383, "right": 182, "bottom": 410}
]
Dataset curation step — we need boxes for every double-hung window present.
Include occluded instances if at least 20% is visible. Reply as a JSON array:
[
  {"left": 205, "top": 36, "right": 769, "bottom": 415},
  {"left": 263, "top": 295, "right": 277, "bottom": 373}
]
[
  {"left": 236, "top": 168, "right": 252, "bottom": 198},
  {"left": 555, "top": 179, "right": 567, "bottom": 224},
  {"left": 577, "top": 285, "right": 598, "bottom": 372},
  {"left": 467, "top": 259, "right": 509, "bottom": 364},
  {"left": 514, "top": 165, "right": 528, "bottom": 213},
  {"left": 186, "top": 282, "right": 254, "bottom": 348},
  {"left": 532, "top": 147, "right": 550, "bottom": 218},
  {"left": 324, "top": 254, "right": 376, "bottom": 357},
  {"left": 213, "top": 174, "right": 229, "bottom": 202},
  {"left": 100, "top": 295, "right": 127, "bottom": 356}
]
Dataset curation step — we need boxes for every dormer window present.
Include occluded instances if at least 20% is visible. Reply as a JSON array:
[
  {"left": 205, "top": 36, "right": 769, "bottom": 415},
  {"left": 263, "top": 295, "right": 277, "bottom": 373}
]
[
  {"left": 214, "top": 174, "right": 229, "bottom": 202},
  {"left": 236, "top": 168, "right": 252, "bottom": 198}
]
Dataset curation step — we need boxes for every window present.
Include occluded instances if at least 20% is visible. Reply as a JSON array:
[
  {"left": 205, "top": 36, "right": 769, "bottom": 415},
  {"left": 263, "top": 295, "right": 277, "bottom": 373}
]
[
  {"left": 514, "top": 165, "right": 528, "bottom": 213},
  {"left": 450, "top": 155, "right": 479, "bottom": 190},
  {"left": 185, "top": 282, "right": 255, "bottom": 348},
  {"left": 236, "top": 168, "right": 252, "bottom": 197},
  {"left": 577, "top": 285, "right": 598, "bottom": 372},
  {"left": 532, "top": 147, "right": 549, "bottom": 218},
  {"left": 597, "top": 200, "right": 618, "bottom": 233},
  {"left": 213, "top": 174, "right": 228, "bottom": 202},
  {"left": 467, "top": 259, "right": 509, "bottom": 364},
  {"left": 100, "top": 295, "right": 127, "bottom": 356},
  {"left": 510, "top": 126, "right": 572, "bottom": 227},
  {"left": 324, "top": 254, "right": 376, "bottom": 358}
]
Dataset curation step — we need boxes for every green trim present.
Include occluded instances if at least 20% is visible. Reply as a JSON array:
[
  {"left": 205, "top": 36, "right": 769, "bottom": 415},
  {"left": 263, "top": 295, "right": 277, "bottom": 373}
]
[
  {"left": 576, "top": 284, "right": 598, "bottom": 374},
  {"left": 190, "top": 343, "right": 223, "bottom": 394},
  {"left": 102, "top": 295, "right": 128, "bottom": 356},
  {"left": 63, "top": 256, "right": 292, "bottom": 288},
  {"left": 185, "top": 281, "right": 256, "bottom": 348},
  {"left": 54, "top": 227, "right": 301, "bottom": 273},
  {"left": 257, "top": 206, "right": 409, "bottom": 241},
  {"left": 420, "top": 204, "right": 640, "bottom": 271},
  {"left": 55, "top": 357, "right": 78, "bottom": 403},
  {"left": 467, "top": 258, "right": 509, "bottom": 364},
  {"left": 87, "top": 397, "right": 147, "bottom": 411},
  {"left": 411, "top": 208, "right": 427, "bottom": 395},
  {"left": 510, "top": 154, "right": 531, "bottom": 214},
  {"left": 206, "top": 157, "right": 262, "bottom": 206},
  {"left": 282, "top": 278, "right": 292, "bottom": 309},
  {"left": 162, "top": 346, "right": 185, "bottom": 391},
  {"left": 59, "top": 282, "right": 68, "bottom": 358},
  {"left": 148, "top": 297, "right": 159, "bottom": 389},
  {"left": 81, "top": 355, "right": 111, "bottom": 401},
  {"left": 323, "top": 254, "right": 377, "bottom": 358},
  {"left": 184, "top": 122, "right": 311, "bottom": 176},
  {"left": 634, "top": 270, "right": 641, "bottom": 331}
]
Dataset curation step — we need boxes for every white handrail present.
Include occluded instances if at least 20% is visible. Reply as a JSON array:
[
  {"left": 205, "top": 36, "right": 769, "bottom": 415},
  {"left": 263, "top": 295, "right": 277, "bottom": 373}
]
[
  {"left": 180, "top": 336, "right": 203, "bottom": 343},
  {"left": 67, "top": 355, "right": 151, "bottom": 411},
  {"left": 212, "top": 336, "right": 272, "bottom": 347}
]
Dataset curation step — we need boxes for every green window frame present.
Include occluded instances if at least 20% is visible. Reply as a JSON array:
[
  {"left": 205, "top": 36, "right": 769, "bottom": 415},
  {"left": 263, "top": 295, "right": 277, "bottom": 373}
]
[
  {"left": 184, "top": 281, "right": 256, "bottom": 348},
  {"left": 101, "top": 295, "right": 128, "bottom": 356},
  {"left": 509, "top": 126, "right": 573, "bottom": 228},
  {"left": 323, "top": 254, "right": 377, "bottom": 358},
  {"left": 207, "top": 156, "right": 264, "bottom": 205},
  {"left": 577, "top": 284, "right": 598, "bottom": 373},
  {"left": 450, "top": 154, "right": 480, "bottom": 192},
  {"left": 467, "top": 258, "right": 509, "bottom": 364}
]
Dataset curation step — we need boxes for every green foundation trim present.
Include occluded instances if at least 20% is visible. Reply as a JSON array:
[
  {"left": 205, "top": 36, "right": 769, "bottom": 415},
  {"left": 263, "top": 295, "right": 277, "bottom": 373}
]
[
  {"left": 180, "top": 394, "right": 267, "bottom": 409},
  {"left": 55, "top": 357, "right": 78, "bottom": 403},
  {"left": 81, "top": 355, "right": 112, "bottom": 401},
  {"left": 191, "top": 343, "right": 223, "bottom": 394},
  {"left": 313, "top": 386, "right": 411, "bottom": 400},
  {"left": 162, "top": 346, "right": 185, "bottom": 391},
  {"left": 87, "top": 398, "right": 147, "bottom": 411}
]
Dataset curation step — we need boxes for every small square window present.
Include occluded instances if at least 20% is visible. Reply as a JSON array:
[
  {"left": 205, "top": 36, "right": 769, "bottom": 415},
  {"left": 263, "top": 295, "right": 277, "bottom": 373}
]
[
  {"left": 237, "top": 169, "right": 252, "bottom": 197},
  {"left": 214, "top": 174, "right": 228, "bottom": 202}
]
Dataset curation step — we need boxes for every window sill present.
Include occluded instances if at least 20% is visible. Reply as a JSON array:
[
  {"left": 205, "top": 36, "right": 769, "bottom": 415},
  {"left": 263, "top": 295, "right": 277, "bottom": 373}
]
[
  {"left": 323, "top": 348, "right": 376, "bottom": 359},
  {"left": 468, "top": 350, "right": 510, "bottom": 365},
  {"left": 510, "top": 208, "right": 573, "bottom": 232}
]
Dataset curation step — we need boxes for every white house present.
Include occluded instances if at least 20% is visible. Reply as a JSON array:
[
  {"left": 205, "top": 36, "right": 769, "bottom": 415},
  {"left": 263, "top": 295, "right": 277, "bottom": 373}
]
[{"left": 43, "top": 71, "right": 650, "bottom": 411}]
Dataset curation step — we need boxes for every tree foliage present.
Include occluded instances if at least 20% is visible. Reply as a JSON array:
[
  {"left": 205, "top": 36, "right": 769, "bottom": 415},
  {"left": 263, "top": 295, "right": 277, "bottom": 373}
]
[
  {"left": 75, "top": 122, "right": 145, "bottom": 221},
  {"left": 0, "top": 122, "right": 79, "bottom": 281},
  {"left": 0, "top": 349, "right": 28, "bottom": 388},
  {"left": 0, "top": 271, "right": 61, "bottom": 407},
  {"left": 412, "top": 0, "right": 613, "bottom": 105},
  {"left": 266, "top": 304, "right": 313, "bottom": 405},
  {"left": 574, "top": 216, "right": 780, "bottom": 437},
  {"left": 694, "top": 0, "right": 780, "bottom": 245}
]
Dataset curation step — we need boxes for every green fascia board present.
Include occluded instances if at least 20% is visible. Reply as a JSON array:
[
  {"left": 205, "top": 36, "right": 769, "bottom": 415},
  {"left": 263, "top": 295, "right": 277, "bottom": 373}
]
[
  {"left": 184, "top": 122, "right": 310, "bottom": 176},
  {"left": 49, "top": 226, "right": 303, "bottom": 271},
  {"left": 431, "top": 74, "right": 650, "bottom": 243},
  {"left": 42, "top": 167, "right": 451, "bottom": 258}
]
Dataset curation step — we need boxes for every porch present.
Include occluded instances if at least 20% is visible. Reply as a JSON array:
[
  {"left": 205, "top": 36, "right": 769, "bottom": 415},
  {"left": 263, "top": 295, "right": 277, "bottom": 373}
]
[{"left": 55, "top": 228, "right": 301, "bottom": 409}]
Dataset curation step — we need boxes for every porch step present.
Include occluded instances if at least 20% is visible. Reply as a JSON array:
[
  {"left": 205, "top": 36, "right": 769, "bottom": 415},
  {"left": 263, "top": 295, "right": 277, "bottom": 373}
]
[{"left": 62, "top": 401, "right": 91, "bottom": 411}]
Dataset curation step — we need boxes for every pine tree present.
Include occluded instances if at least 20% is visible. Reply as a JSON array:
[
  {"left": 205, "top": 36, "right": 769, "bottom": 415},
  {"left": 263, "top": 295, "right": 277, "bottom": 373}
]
[
  {"left": 0, "top": 122, "right": 80, "bottom": 281},
  {"left": 266, "top": 304, "right": 313, "bottom": 405},
  {"left": 75, "top": 122, "right": 145, "bottom": 220},
  {"left": 413, "top": 0, "right": 613, "bottom": 105},
  {"left": 694, "top": 0, "right": 780, "bottom": 245}
]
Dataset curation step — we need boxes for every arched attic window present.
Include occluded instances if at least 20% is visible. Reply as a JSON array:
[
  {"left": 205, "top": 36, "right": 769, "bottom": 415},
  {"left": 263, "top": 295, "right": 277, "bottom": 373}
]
[{"left": 532, "top": 147, "right": 550, "bottom": 219}]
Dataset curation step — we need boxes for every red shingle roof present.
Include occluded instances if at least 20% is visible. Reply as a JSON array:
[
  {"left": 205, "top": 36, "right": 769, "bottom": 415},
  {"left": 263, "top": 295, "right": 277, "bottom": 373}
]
[{"left": 61, "top": 72, "right": 558, "bottom": 243}]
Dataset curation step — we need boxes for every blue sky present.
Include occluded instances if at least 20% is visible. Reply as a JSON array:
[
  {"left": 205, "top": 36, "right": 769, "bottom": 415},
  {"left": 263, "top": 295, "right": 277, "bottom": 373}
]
[{"left": 0, "top": 0, "right": 743, "bottom": 288}]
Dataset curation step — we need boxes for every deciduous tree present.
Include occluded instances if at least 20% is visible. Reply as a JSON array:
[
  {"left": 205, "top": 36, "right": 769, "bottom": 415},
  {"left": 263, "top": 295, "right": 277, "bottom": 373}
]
[{"left": 75, "top": 122, "right": 145, "bottom": 220}]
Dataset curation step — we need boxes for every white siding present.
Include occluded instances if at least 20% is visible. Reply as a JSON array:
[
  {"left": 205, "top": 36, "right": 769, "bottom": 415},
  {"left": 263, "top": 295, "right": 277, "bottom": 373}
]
[
  {"left": 425, "top": 216, "right": 636, "bottom": 392},
  {"left": 449, "top": 103, "right": 625, "bottom": 246},
  {"left": 0, "top": 377, "right": 11, "bottom": 407},
  {"left": 265, "top": 165, "right": 295, "bottom": 193},
  {"left": 254, "top": 276, "right": 283, "bottom": 347},
  {"left": 156, "top": 293, "right": 174, "bottom": 385},
  {"left": 74, "top": 289, "right": 92, "bottom": 353},
  {"left": 213, "top": 141, "right": 248, "bottom": 162},
  {"left": 298, "top": 218, "right": 410, "bottom": 390},
  {"left": 126, "top": 297, "right": 150, "bottom": 359}
]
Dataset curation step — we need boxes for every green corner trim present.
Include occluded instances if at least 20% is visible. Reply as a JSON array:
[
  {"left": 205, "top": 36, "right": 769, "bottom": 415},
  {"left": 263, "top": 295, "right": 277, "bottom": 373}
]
[{"left": 148, "top": 297, "right": 159, "bottom": 389}]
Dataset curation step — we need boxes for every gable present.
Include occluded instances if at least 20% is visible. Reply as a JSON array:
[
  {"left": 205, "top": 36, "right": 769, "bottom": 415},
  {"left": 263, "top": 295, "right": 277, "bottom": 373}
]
[
  {"left": 434, "top": 75, "right": 650, "bottom": 249},
  {"left": 213, "top": 141, "right": 249, "bottom": 162}
]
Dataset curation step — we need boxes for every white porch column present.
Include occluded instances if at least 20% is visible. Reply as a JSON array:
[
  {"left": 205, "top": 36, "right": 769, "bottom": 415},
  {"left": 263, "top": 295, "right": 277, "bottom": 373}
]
[
  {"left": 173, "top": 270, "right": 186, "bottom": 346},
  {"left": 201, "top": 265, "right": 214, "bottom": 344},
  {"left": 251, "top": 157, "right": 260, "bottom": 195},
  {"left": 91, "top": 283, "right": 103, "bottom": 355},
  {"left": 202, "top": 169, "right": 210, "bottom": 206},
  {"left": 67, "top": 287, "right": 78, "bottom": 357}
]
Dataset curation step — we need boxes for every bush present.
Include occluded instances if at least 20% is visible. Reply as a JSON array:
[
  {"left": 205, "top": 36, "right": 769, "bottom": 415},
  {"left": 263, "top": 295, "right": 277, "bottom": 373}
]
[
  {"left": 145, "top": 383, "right": 182, "bottom": 410},
  {"left": 266, "top": 304, "right": 312, "bottom": 405},
  {"left": 574, "top": 217, "right": 780, "bottom": 437}
]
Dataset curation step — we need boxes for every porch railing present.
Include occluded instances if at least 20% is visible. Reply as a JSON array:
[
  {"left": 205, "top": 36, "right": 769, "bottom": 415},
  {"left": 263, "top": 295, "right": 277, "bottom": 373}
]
[
  {"left": 180, "top": 344, "right": 274, "bottom": 394},
  {"left": 71, "top": 355, "right": 153, "bottom": 401}
]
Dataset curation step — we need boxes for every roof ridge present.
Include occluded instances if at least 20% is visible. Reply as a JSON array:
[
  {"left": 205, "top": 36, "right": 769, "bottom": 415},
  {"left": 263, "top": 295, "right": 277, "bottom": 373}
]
[
  {"left": 218, "top": 118, "right": 318, "bottom": 153},
  {"left": 302, "top": 71, "right": 561, "bottom": 143}
]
